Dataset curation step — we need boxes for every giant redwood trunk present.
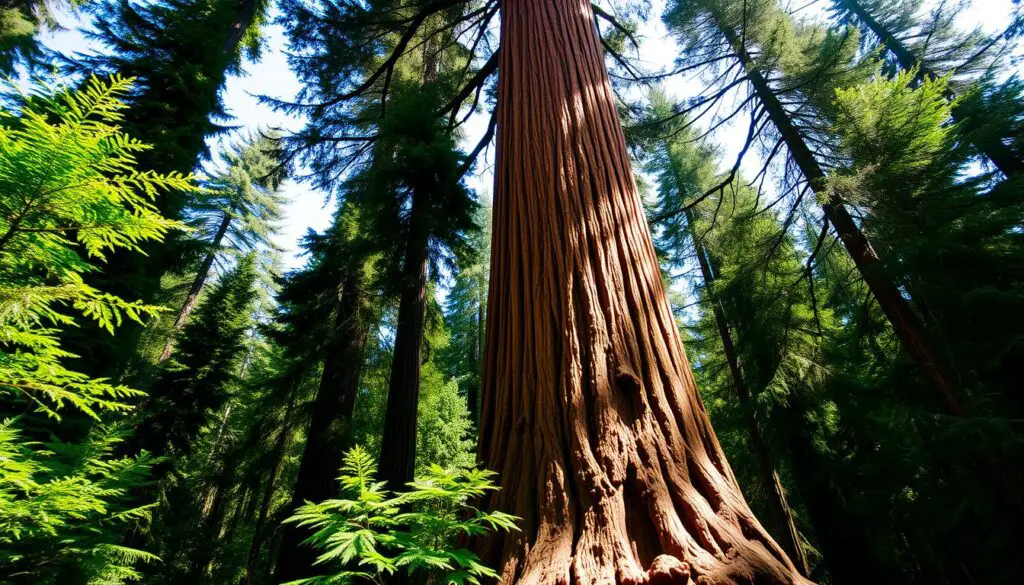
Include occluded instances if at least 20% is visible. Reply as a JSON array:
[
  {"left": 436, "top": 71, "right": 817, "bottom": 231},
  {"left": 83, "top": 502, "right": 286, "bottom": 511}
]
[
  {"left": 273, "top": 270, "right": 368, "bottom": 583},
  {"left": 475, "top": 2, "right": 810, "bottom": 583},
  {"left": 377, "top": 232, "right": 429, "bottom": 493}
]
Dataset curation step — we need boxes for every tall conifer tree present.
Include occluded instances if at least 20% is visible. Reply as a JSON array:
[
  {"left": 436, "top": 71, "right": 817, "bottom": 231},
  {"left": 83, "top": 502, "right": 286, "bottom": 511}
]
[
  {"left": 475, "top": 1, "right": 808, "bottom": 582},
  {"left": 663, "top": 0, "right": 962, "bottom": 414},
  {"left": 160, "top": 134, "right": 286, "bottom": 361},
  {"left": 70, "top": 0, "right": 272, "bottom": 372},
  {"left": 129, "top": 254, "right": 259, "bottom": 467}
]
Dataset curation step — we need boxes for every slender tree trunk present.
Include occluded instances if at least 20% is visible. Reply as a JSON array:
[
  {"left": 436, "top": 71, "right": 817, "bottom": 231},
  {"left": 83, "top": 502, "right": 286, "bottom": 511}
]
[
  {"left": 223, "top": 485, "right": 252, "bottom": 542},
  {"left": 835, "top": 0, "right": 1023, "bottom": 176},
  {"left": 832, "top": 2, "right": 1024, "bottom": 519},
  {"left": 376, "top": 34, "right": 438, "bottom": 496},
  {"left": 720, "top": 27, "right": 1024, "bottom": 578},
  {"left": 223, "top": 0, "right": 261, "bottom": 58},
  {"left": 475, "top": 2, "right": 810, "bottom": 583},
  {"left": 719, "top": 25, "right": 963, "bottom": 415},
  {"left": 204, "top": 404, "right": 234, "bottom": 470},
  {"left": 688, "top": 217, "right": 873, "bottom": 585},
  {"left": 685, "top": 209, "right": 809, "bottom": 577},
  {"left": 243, "top": 387, "right": 299, "bottom": 585},
  {"left": 377, "top": 233, "right": 428, "bottom": 493},
  {"left": 185, "top": 450, "right": 243, "bottom": 583},
  {"left": 273, "top": 269, "right": 368, "bottom": 584},
  {"left": 159, "top": 212, "right": 232, "bottom": 362},
  {"left": 198, "top": 404, "right": 234, "bottom": 524},
  {"left": 467, "top": 297, "right": 483, "bottom": 423}
]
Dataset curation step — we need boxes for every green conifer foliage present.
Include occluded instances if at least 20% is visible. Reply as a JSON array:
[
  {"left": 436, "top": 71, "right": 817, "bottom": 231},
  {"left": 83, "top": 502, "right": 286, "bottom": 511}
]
[
  {"left": 0, "top": 0, "right": 90, "bottom": 74},
  {"left": 827, "top": 0, "right": 1023, "bottom": 174},
  {"left": 0, "top": 76, "right": 191, "bottom": 585},
  {"left": 0, "top": 422, "right": 160, "bottom": 584},
  {"left": 0, "top": 75, "right": 189, "bottom": 418},
  {"left": 351, "top": 87, "right": 477, "bottom": 491},
  {"left": 831, "top": 71, "right": 1024, "bottom": 413},
  {"left": 68, "top": 0, "right": 274, "bottom": 374},
  {"left": 128, "top": 254, "right": 259, "bottom": 466},
  {"left": 86, "top": 0, "right": 271, "bottom": 185},
  {"left": 156, "top": 134, "right": 286, "bottom": 361},
  {"left": 438, "top": 201, "right": 490, "bottom": 423}
]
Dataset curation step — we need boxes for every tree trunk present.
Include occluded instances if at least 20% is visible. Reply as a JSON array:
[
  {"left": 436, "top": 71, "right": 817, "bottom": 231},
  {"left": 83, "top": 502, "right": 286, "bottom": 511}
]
[
  {"left": 159, "top": 212, "right": 232, "bottom": 362},
  {"left": 243, "top": 386, "right": 299, "bottom": 585},
  {"left": 273, "top": 269, "right": 369, "bottom": 584},
  {"left": 223, "top": 485, "right": 252, "bottom": 543},
  {"left": 377, "top": 232, "right": 429, "bottom": 493},
  {"left": 836, "top": 0, "right": 1023, "bottom": 176},
  {"left": 204, "top": 404, "right": 234, "bottom": 471},
  {"left": 719, "top": 25, "right": 963, "bottom": 416},
  {"left": 375, "top": 33, "right": 438, "bottom": 496},
  {"left": 223, "top": 0, "right": 261, "bottom": 59},
  {"left": 468, "top": 297, "right": 483, "bottom": 424},
  {"left": 685, "top": 209, "right": 809, "bottom": 577},
  {"left": 475, "top": 2, "right": 810, "bottom": 583},
  {"left": 184, "top": 448, "right": 244, "bottom": 583}
]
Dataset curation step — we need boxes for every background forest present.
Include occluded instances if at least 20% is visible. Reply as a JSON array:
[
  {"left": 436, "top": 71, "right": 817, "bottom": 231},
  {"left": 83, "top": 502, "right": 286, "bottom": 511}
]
[{"left": 1, "top": 0, "right": 1022, "bottom": 584}]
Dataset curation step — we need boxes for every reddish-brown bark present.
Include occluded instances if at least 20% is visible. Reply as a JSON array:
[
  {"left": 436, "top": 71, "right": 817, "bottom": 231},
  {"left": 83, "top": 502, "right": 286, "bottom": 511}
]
[{"left": 476, "top": 2, "right": 811, "bottom": 583}]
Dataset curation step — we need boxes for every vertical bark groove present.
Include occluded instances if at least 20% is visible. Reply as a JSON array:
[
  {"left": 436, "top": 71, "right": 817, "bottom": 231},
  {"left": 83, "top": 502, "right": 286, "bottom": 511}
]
[{"left": 477, "top": 2, "right": 810, "bottom": 584}]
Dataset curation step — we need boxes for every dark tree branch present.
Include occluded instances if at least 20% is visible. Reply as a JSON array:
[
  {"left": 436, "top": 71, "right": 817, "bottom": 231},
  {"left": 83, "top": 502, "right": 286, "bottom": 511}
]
[
  {"left": 591, "top": 4, "right": 640, "bottom": 52},
  {"left": 652, "top": 106, "right": 763, "bottom": 223},
  {"left": 441, "top": 49, "right": 499, "bottom": 122},
  {"left": 459, "top": 113, "right": 496, "bottom": 178}
]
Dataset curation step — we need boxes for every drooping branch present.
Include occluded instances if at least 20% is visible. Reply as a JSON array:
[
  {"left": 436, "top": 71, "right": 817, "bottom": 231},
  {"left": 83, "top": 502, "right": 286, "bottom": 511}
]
[
  {"left": 441, "top": 49, "right": 499, "bottom": 122},
  {"left": 651, "top": 104, "right": 763, "bottom": 223},
  {"left": 458, "top": 112, "right": 495, "bottom": 179},
  {"left": 591, "top": 3, "right": 641, "bottom": 52}
]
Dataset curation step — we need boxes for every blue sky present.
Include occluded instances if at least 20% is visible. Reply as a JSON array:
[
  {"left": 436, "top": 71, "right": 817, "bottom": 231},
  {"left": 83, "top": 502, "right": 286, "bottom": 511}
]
[{"left": 38, "top": 0, "right": 1019, "bottom": 274}]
